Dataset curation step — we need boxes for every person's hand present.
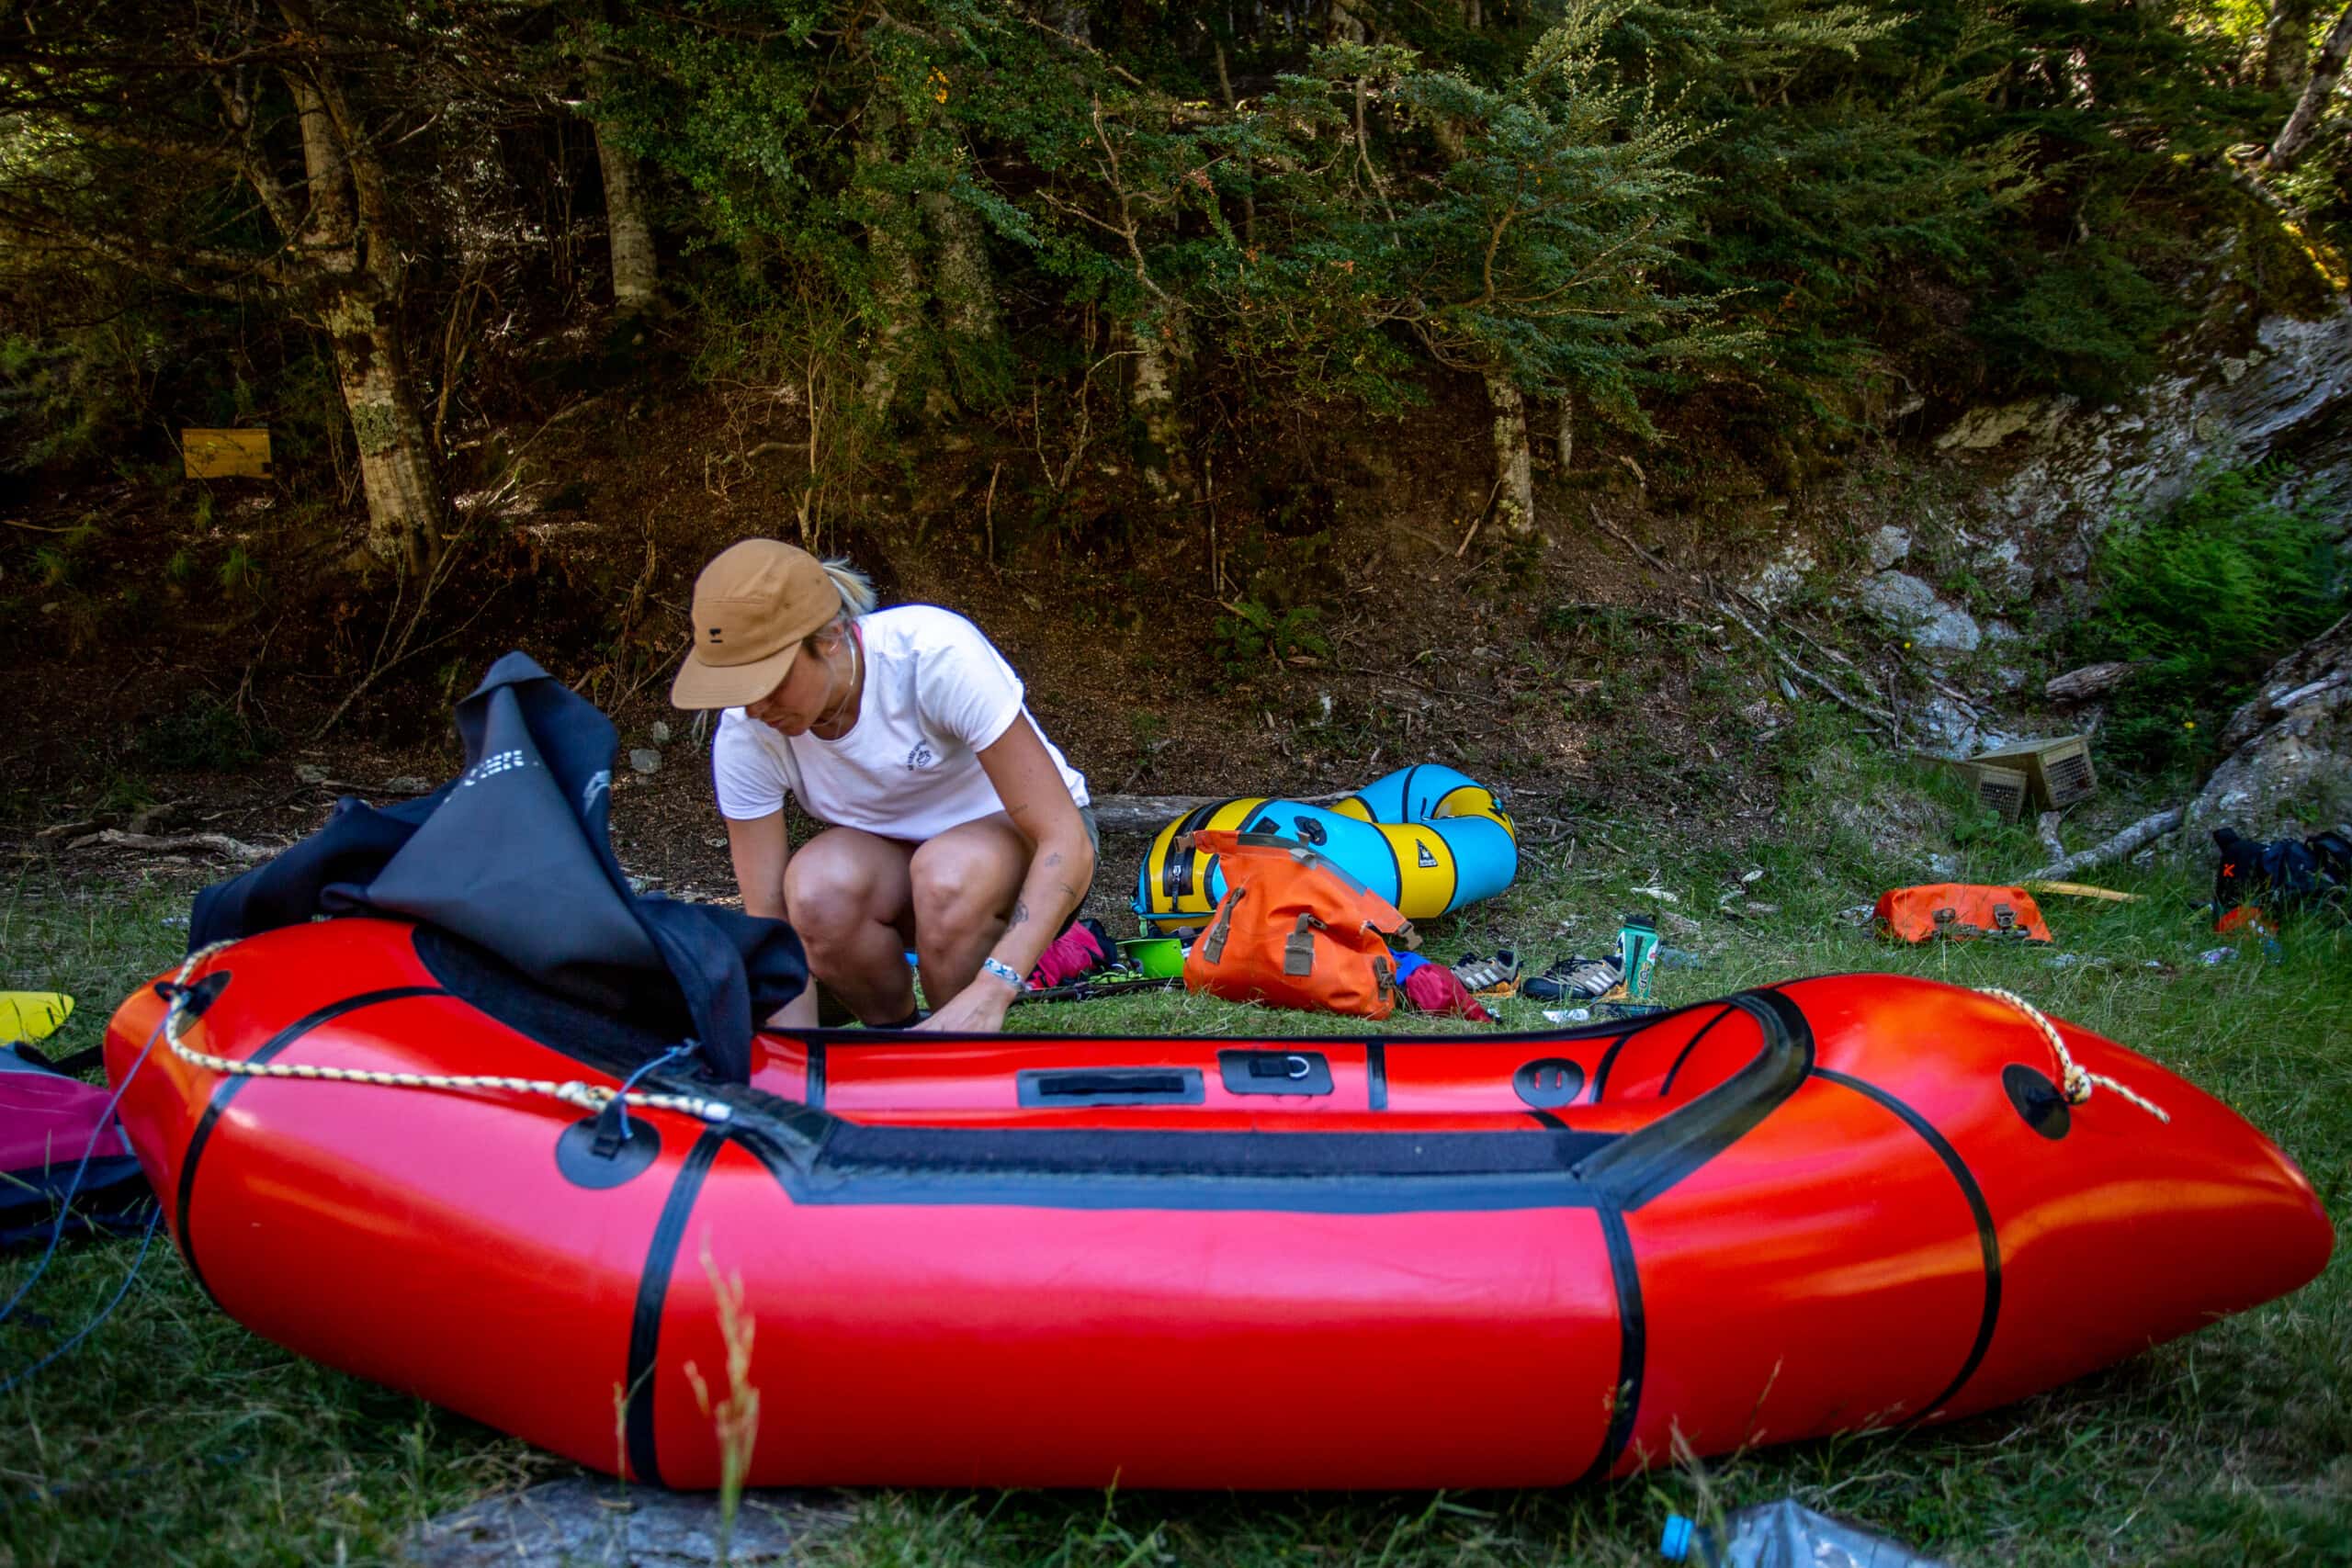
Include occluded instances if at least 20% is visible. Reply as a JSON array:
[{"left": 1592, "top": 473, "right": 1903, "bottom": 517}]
[{"left": 912, "top": 976, "right": 1016, "bottom": 1034}]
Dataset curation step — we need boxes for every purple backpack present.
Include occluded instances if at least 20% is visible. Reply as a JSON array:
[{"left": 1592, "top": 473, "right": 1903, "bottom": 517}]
[{"left": 1, "top": 1043, "right": 153, "bottom": 1248}]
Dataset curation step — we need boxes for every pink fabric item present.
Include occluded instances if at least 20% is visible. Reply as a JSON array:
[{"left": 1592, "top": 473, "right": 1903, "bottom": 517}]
[
  {"left": 1026, "top": 921, "right": 1108, "bottom": 989},
  {"left": 1, "top": 1070, "right": 131, "bottom": 1174},
  {"left": 1401, "top": 963, "right": 1495, "bottom": 1022}
]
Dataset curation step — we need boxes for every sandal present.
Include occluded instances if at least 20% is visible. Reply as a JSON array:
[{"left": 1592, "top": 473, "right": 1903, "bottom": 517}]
[{"left": 1450, "top": 949, "right": 1522, "bottom": 998}]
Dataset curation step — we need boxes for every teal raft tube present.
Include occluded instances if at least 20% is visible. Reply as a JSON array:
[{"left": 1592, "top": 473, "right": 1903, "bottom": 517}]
[{"left": 1134, "top": 764, "right": 1517, "bottom": 931}]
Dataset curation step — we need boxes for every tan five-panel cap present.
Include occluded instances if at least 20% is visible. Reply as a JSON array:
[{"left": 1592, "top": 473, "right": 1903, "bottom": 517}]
[{"left": 670, "top": 539, "right": 842, "bottom": 709}]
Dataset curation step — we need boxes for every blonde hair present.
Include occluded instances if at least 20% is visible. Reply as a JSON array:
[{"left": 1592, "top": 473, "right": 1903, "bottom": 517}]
[{"left": 820, "top": 558, "right": 876, "bottom": 620}]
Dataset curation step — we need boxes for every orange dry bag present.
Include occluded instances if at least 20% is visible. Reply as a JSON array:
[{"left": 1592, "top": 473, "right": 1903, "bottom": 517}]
[
  {"left": 1872, "top": 883, "right": 2053, "bottom": 943},
  {"left": 1182, "top": 830, "right": 1417, "bottom": 1019}
]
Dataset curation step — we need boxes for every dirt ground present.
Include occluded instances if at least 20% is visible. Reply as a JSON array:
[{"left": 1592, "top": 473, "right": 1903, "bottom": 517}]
[{"left": 3, "top": 373, "right": 1847, "bottom": 917}]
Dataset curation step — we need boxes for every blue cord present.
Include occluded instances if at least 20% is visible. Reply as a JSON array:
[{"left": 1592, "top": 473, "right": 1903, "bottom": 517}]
[
  {"left": 608, "top": 1039, "right": 700, "bottom": 1142},
  {"left": 0, "top": 1009, "right": 168, "bottom": 1396},
  {"left": 0, "top": 1202, "right": 161, "bottom": 1397},
  {"left": 0, "top": 1012, "right": 164, "bottom": 1330}
]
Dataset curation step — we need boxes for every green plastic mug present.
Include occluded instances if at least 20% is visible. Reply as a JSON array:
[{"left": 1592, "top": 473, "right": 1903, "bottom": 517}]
[{"left": 1119, "top": 937, "right": 1186, "bottom": 978}]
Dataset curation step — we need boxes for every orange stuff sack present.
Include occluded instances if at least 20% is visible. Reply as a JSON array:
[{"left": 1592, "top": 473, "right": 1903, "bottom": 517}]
[
  {"left": 1182, "top": 830, "right": 1417, "bottom": 1019},
  {"left": 1872, "top": 884, "right": 2053, "bottom": 944}
]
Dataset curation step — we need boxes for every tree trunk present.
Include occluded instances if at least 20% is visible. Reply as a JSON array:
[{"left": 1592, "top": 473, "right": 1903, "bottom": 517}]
[
  {"left": 2266, "top": 0, "right": 2315, "bottom": 93},
  {"left": 290, "top": 76, "right": 353, "bottom": 255},
  {"left": 2267, "top": 2, "right": 2352, "bottom": 169},
  {"left": 1127, "top": 312, "right": 1193, "bottom": 502},
  {"left": 855, "top": 101, "right": 925, "bottom": 419},
  {"left": 324, "top": 296, "right": 444, "bottom": 578},
  {"left": 1046, "top": 0, "right": 1090, "bottom": 45},
  {"left": 1486, "top": 374, "right": 1535, "bottom": 538},
  {"left": 287, "top": 71, "right": 442, "bottom": 576},
  {"left": 593, "top": 119, "right": 658, "bottom": 313},
  {"left": 1555, "top": 395, "right": 1574, "bottom": 469},
  {"left": 922, "top": 186, "right": 1001, "bottom": 384}
]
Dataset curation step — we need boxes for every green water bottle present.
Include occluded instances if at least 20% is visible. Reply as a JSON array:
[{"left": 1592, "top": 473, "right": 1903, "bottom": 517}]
[{"left": 1618, "top": 914, "right": 1660, "bottom": 1002}]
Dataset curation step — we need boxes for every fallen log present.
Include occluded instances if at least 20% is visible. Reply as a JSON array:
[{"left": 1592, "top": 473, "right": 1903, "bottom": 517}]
[
  {"left": 1088, "top": 792, "right": 1346, "bottom": 833},
  {"left": 2023, "top": 806, "right": 2184, "bottom": 882},
  {"left": 2044, "top": 660, "right": 2142, "bottom": 704},
  {"left": 67, "top": 829, "right": 276, "bottom": 863}
]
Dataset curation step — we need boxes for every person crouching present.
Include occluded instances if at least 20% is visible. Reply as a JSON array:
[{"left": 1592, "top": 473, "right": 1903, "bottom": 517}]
[{"left": 671, "top": 539, "right": 1096, "bottom": 1034}]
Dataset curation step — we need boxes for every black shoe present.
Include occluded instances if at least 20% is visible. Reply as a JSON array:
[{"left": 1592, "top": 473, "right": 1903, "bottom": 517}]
[{"left": 1522, "top": 954, "right": 1622, "bottom": 1003}]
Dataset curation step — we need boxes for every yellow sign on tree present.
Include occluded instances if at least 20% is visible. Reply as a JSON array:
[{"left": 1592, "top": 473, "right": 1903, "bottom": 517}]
[{"left": 182, "top": 429, "right": 272, "bottom": 479}]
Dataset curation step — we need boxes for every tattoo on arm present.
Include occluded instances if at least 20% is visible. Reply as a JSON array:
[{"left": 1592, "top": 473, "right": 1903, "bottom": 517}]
[{"left": 1010, "top": 898, "right": 1030, "bottom": 928}]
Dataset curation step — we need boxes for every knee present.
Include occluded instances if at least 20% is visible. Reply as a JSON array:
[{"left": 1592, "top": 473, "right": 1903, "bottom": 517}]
[
  {"left": 782, "top": 851, "right": 873, "bottom": 953},
  {"left": 909, "top": 840, "right": 1009, "bottom": 931}
]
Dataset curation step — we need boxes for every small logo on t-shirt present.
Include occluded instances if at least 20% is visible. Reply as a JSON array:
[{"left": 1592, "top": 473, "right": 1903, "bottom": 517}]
[{"left": 905, "top": 741, "right": 936, "bottom": 772}]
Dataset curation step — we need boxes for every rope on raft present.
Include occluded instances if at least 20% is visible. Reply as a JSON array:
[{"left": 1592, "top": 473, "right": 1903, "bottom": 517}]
[
  {"left": 150, "top": 949, "right": 2166, "bottom": 1130},
  {"left": 157, "top": 942, "right": 735, "bottom": 1125},
  {"left": 1975, "top": 985, "right": 2170, "bottom": 1123}
]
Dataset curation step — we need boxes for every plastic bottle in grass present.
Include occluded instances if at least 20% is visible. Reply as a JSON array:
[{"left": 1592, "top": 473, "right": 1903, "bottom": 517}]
[{"left": 1659, "top": 1499, "right": 1942, "bottom": 1567}]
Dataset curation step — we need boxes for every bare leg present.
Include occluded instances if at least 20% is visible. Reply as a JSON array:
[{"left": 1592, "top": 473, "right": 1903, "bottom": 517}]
[
  {"left": 908, "top": 813, "right": 1035, "bottom": 1003},
  {"left": 782, "top": 827, "right": 920, "bottom": 1025}
]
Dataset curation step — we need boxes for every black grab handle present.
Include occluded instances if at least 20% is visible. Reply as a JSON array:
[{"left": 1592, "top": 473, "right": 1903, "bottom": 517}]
[{"left": 1017, "top": 1068, "right": 1205, "bottom": 1108}]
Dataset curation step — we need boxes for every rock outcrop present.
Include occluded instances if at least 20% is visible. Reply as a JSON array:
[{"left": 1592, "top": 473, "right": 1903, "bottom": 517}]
[
  {"left": 1954, "top": 301, "right": 2352, "bottom": 592},
  {"left": 2188, "top": 614, "right": 2352, "bottom": 835}
]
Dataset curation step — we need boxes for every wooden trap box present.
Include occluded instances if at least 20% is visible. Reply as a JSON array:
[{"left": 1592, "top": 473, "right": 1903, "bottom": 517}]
[
  {"left": 1971, "top": 735, "right": 2097, "bottom": 811},
  {"left": 182, "top": 428, "right": 272, "bottom": 479},
  {"left": 1926, "top": 756, "right": 2030, "bottom": 823}
]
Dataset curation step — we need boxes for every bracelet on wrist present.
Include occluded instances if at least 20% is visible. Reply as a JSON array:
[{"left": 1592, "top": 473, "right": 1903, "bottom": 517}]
[{"left": 979, "top": 955, "right": 1025, "bottom": 993}]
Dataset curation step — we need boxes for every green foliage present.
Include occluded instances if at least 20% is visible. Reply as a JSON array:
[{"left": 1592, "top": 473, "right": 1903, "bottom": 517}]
[
  {"left": 0, "top": 320, "right": 156, "bottom": 475},
  {"left": 1210, "top": 596, "right": 1332, "bottom": 680},
  {"left": 214, "top": 544, "right": 264, "bottom": 598},
  {"left": 1971, "top": 231, "right": 2188, "bottom": 404},
  {"left": 131, "top": 694, "right": 277, "bottom": 773},
  {"left": 2079, "top": 462, "right": 2348, "bottom": 776}
]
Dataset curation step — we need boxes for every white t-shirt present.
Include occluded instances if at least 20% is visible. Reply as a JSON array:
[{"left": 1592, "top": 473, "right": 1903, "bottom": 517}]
[{"left": 712, "top": 604, "right": 1089, "bottom": 840}]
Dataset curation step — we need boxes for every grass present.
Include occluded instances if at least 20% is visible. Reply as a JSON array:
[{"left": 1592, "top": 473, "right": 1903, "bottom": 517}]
[{"left": 4, "top": 759, "right": 2349, "bottom": 1566}]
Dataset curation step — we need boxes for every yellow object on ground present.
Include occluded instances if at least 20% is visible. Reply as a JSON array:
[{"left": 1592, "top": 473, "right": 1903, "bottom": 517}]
[
  {"left": 0, "top": 991, "right": 74, "bottom": 1042},
  {"left": 2021, "top": 880, "right": 2143, "bottom": 903}
]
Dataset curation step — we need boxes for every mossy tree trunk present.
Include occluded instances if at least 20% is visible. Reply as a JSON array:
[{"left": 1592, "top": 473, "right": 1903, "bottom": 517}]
[
  {"left": 2267, "top": 3, "right": 2352, "bottom": 169},
  {"left": 1125, "top": 312, "right": 1193, "bottom": 502},
  {"left": 1486, "top": 374, "right": 1535, "bottom": 538},
  {"left": 922, "top": 186, "right": 1001, "bottom": 409},
  {"left": 593, "top": 119, "right": 658, "bottom": 314},
  {"left": 322, "top": 300, "right": 443, "bottom": 578},
  {"left": 288, "top": 72, "right": 445, "bottom": 576},
  {"left": 855, "top": 98, "right": 926, "bottom": 420},
  {"left": 2265, "top": 0, "right": 2314, "bottom": 92}
]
